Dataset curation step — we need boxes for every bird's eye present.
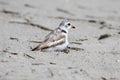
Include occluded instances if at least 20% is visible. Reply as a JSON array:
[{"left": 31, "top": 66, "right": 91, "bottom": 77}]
[{"left": 67, "top": 23, "right": 71, "bottom": 26}]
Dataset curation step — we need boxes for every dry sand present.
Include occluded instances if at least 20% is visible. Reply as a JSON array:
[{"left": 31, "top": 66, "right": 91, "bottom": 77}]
[{"left": 0, "top": 0, "right": 120, "bottom": 80}]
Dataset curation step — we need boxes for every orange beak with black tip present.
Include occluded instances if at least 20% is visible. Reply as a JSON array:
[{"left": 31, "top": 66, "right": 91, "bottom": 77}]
[{"left": 70, "top": 25, "right": 75, "bottom": 29}]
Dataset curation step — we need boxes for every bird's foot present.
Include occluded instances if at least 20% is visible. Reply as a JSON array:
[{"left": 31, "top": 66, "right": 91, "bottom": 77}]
[{"left": 63, "top": 49, "right": 70, "bottom": 54}]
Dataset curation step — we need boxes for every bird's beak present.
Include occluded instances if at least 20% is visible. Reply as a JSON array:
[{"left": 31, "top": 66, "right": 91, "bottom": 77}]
[{"left": 71, "top": 25, "right": 75, "bottom": 29}]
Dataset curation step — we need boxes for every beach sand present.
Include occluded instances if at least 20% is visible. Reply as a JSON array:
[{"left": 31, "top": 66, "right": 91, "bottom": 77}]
[{"left": 0, "top": 0, "right": 120, "bottom": 80}]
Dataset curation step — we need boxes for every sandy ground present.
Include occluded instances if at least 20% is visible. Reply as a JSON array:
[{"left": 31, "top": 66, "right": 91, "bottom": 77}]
[{"left": 0, "top": 0, "right": 120, "bottom": 80}]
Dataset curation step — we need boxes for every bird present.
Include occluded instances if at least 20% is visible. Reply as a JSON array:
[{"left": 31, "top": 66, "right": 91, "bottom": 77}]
[{"left": 32, "top": 21, "right": 75, "bottom": 52}]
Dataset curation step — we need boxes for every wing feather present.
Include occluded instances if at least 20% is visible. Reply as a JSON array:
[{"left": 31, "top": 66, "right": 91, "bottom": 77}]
[{"left": 32, "top": 28, "right": 66, "bottom": 51}]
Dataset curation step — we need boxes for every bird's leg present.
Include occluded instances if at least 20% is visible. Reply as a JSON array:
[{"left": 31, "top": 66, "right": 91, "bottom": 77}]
[
  {"left": 63, "top": 49, "right": 70, "bottom": 54},
  {"left": 63, "top": 46, "right": 70, "bottom": 54}
]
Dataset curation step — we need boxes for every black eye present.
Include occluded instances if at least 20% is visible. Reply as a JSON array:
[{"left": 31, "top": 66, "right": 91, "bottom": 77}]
[{"left": 67, "top": 23, "right": 71, "bottom": 26}]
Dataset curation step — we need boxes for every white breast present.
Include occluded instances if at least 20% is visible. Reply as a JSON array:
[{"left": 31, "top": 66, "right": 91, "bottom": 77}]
[
  {"left": 54, "top": 33, "right": 69, "bottom": 50},
  {"left": 46, "top": 34, "right": 69, "bottom": 51}
]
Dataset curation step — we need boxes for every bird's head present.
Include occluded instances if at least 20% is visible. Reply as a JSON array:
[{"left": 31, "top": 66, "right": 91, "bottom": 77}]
[{"left": 59, "top": 21, "right": 75, "bottom": 31}]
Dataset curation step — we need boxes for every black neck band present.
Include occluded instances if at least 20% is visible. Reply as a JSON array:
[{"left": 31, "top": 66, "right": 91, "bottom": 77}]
[{"left": 58, "top": 28, "right": 67, "bottom": 33}]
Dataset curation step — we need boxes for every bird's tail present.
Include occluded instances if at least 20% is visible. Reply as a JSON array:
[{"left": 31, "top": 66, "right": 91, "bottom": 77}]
[{"left": 31, "top": 45, "right": 40, "bottom": 51}]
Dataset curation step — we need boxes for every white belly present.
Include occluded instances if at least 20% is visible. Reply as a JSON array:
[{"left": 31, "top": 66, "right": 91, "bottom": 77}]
[
  {"left": 55, "top": 41, "right": 68, "bottom": 50},
  {"left": 44, "top": 34, "right": 69, "bottom": 51},
  {"left": 44, "top": 40, "right": 69, "bottom": 52},
  {"left": 54, "top": 36, "right": 69, "bottom": 51}
]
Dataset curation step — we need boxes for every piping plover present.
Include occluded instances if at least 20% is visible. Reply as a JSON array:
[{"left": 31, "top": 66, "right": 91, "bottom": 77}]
[{"left": 32, "top": 21, "right": 75, "bottom": 52}]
